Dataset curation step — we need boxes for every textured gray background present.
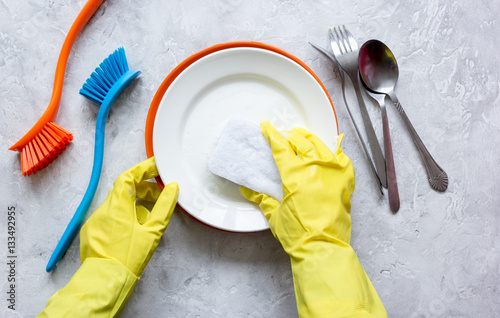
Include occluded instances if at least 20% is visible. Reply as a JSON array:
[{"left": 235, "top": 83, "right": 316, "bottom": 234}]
[{"left": 1, "top": 0, "right": 499, "bottom": 317}]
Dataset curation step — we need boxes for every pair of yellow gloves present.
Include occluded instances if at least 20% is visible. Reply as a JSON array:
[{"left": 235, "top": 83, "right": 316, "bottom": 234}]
[{"left": 38, "top": 121, "right": 387, "bottom": 317}]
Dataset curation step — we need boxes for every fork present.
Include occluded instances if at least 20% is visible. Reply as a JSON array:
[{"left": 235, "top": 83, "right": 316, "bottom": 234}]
[
  {"left": 329, "top": 25, "right": 388, "bottom": 189},
  {"left": 309, "top": 42, "right": 383, "bottom": 195}
]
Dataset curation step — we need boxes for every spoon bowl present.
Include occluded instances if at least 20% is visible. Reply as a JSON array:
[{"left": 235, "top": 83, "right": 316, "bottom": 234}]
[{"left": 359, "top": 40, "right": 399, "bottom": 95}]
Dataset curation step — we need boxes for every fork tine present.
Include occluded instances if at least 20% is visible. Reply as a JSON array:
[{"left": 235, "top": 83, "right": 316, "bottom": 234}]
[
  {"left": 333, "top": 27, "right": 347, "bottom": 54},
  {"left": 328, "top": 28, "right": 342, "bottom": 55},
  {"left": 342, "top": 25, "right": 358, "bottom": 51},
  {"left": 337, "top": 26, "right": 352, "bottom": 53}
]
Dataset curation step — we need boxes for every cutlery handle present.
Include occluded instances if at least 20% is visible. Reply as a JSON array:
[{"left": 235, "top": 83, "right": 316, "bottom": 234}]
[
  {"left": 339, "top": 74, "right": 384, "bottom": 195},
  {"left": 381, "top": 104, "right": 400, "bottom": 212},
  {"left": 350, "top": 74, "right": 388, "bottom": 188},
  {"left": 390, "top": 96, "right": 448, "bottom": 192}
]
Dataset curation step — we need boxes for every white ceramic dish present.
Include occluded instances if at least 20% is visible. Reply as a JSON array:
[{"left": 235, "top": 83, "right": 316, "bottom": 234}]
[{"left": 153, "top": 47, "right": 337, "bottom": 232}]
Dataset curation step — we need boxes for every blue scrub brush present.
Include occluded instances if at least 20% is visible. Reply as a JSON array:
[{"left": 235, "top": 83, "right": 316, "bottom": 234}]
[{"left": 46, "top": 48, "right": 140, "bottom": 272}]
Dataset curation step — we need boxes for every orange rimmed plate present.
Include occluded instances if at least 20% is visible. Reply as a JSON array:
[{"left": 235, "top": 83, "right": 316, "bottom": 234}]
[{"left": 145, "top": 41, "right": 338, "bottom": 232}]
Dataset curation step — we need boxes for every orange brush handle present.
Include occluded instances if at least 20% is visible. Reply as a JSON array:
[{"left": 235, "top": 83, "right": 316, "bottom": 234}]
[{"left": 9, "top": 0, "right": 104, "bottom": 152}]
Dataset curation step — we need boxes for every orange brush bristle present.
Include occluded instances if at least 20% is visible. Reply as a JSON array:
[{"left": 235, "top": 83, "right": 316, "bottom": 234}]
[{"left": 20, "top": 122, "right": 73, "bottom": 176}]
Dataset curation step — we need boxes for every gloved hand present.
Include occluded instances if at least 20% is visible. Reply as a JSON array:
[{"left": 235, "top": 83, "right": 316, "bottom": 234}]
[
  {"left": 38, "top": 157, "right": 178, "bottom": 317},
  {"left": 241, "top": 121, "right": 387, "bottom": 318}
]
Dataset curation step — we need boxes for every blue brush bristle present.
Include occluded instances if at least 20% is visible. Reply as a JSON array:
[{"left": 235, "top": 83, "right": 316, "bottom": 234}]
[{"left": 79, "top": 47, "right": 130, "bottom": 105}]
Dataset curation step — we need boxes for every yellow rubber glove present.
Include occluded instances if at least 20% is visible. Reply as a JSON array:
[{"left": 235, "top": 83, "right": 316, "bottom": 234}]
[
  {"left": 38, "top": 157, "right": 179, "bottom": 317},
  {"left": 241, "top": 121, "right": 387, "bottom": 318}
]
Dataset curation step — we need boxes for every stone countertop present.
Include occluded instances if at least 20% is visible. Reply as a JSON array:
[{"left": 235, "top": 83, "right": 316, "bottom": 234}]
[{"left": 1, "top": 0, "right": 499, "bottom": 317}]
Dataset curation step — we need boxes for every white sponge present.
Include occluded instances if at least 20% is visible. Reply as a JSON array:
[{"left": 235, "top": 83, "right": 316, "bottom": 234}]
[{"left": 208, "top": 118, "right": 283, "bottom": 200}]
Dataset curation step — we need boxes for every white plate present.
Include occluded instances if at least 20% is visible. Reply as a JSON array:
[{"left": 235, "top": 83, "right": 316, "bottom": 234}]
[{"left": 153, "top": 47, "right": 337, "bottom": 232}]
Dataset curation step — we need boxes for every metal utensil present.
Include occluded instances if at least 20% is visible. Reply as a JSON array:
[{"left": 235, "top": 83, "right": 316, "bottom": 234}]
[
  {"left": 359, "top": 39, "right": 448, "bottom": 192},
  {"left": 361, "top": 81, "right": 400, "bottom": 212},
  {"left": 309, "top": 42, "right": 383, "bottom": 195},
  {"left": 329, "top": 26, "right": 388, "bottom": 189}
]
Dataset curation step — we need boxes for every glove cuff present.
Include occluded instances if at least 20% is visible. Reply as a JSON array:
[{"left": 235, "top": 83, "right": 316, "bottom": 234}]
[
  {"left": 38, "top": 258, "right": 137, "bottom": 317},
  {"left": 289, "top": 242, "right": 387, "bottom": 318}
]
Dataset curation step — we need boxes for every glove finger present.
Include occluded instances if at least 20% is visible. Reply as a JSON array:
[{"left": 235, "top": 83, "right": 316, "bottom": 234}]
[
  {"left": 287, "top": 129, "right": 320, "bottom": 160},
  {"left": 334, "top": 134, "right": 346, "bottom": 156},
  {"left": 136, "top": 181, "right": 162, "bottom": 202},
  {"left": 327, "top": 134, "right": 353, "bottom": 168},
  {"left": 292, "top": 127, "right": 335, "bottom": 161},
  {"left": 136, "top": 203, "right": 149, "bottom": 225},
  {"left": 144, "top": 182, "right": 179, "bottom": 233},
  {"left": 240, "top": 186, "right": 280, "bottom": 220},
  {"left": 112, "top": 157, "right": 160, "bottom": 207},
  {"left": 261, "top": 121, "right": 297, "bottom": 172},
  {"left": 115, "top": 157, "right": 159, "bottom": 191}
]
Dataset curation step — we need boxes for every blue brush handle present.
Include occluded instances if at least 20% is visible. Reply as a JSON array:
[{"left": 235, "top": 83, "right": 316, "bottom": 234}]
[{"left": 46, "top": 70, "right": 140, "bottom": 272}]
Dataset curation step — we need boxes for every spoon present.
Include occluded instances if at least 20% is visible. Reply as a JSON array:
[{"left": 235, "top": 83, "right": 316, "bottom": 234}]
[
  {"left": 361, "top": 81, "right": 400, "bottom": 212},
  {"left": 359, "top": 40, "right": 448, "bottom": 192}
]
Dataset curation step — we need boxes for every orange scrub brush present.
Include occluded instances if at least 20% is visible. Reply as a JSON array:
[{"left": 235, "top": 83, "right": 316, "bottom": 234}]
[{"left": 8, "top": 0, "right": 104, "bottom": 176}]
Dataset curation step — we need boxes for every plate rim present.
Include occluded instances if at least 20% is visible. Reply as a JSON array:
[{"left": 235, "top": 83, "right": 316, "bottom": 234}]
[{"left": 144, "top": 41, "right": 338, "bottom": 232}]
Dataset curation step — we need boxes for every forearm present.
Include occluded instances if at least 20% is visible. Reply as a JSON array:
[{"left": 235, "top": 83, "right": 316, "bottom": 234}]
[
  {"left": 38, "top": 258, "right": 137, "bottom": 318},
  {"left": 290, "top": 241, "right": 387, "bottom": 318}
]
